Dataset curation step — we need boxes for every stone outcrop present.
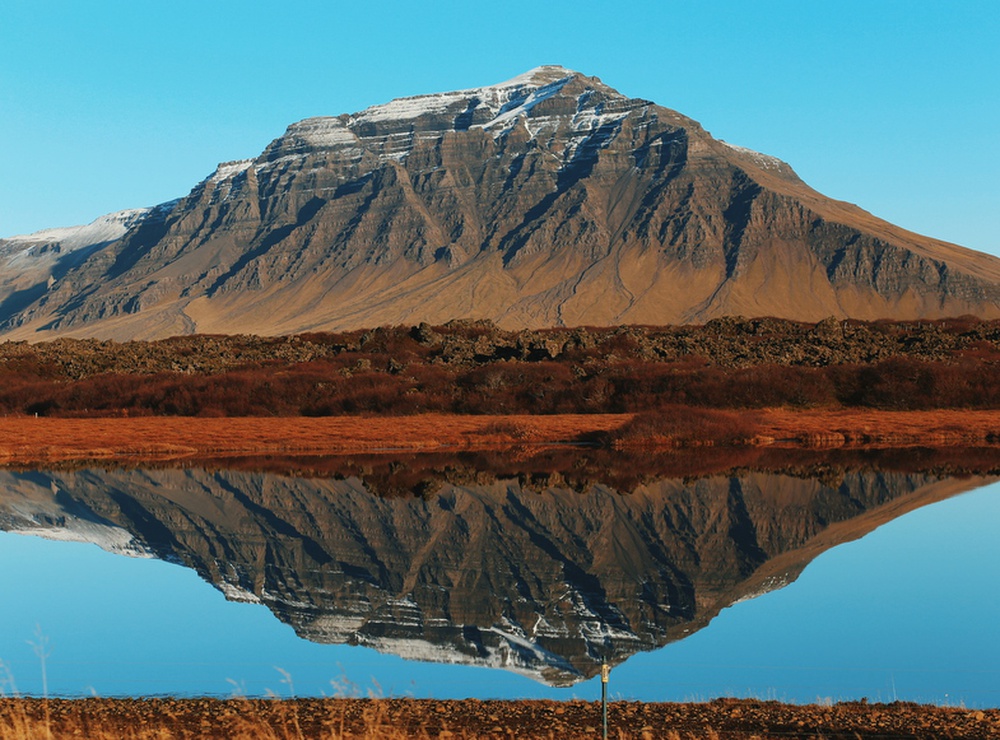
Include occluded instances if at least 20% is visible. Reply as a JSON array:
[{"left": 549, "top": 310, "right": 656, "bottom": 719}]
[{"left": 1, "top": 317, "right": 996, "bottom": 380}]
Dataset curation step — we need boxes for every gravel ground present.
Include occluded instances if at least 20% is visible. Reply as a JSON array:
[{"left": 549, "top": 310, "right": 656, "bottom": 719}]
[{"left": 2, "top": 697, "right": 998, "bottom": 739}]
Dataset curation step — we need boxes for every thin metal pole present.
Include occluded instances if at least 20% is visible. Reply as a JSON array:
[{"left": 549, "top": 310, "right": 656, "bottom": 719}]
[{"left": 601, "top": 662, "right": 609, "bottom": 740}]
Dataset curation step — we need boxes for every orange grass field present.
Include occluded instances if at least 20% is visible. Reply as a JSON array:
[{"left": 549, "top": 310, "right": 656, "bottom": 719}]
[
  {"left": 2, "top": 409, "right": 1000, "bottom": 465},
  {"left": 0, "top": 413, "right": 628, "bottom": 463}
]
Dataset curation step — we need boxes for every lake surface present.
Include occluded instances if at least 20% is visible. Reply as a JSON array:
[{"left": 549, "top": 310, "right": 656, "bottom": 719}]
[{"left": 0, "top": 455, "right": 998, "bottom": 706}]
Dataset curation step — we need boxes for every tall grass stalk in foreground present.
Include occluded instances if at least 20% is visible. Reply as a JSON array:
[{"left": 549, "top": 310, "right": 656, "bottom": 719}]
[
  {"left": 271, "top": 667, "right": 304, "bottom": 740},
  {"left": 26, "top": 626, "right": 51, "bottom": 740},
  {"left": 0, "top": 661, "right": 18, "bottom": 699}
]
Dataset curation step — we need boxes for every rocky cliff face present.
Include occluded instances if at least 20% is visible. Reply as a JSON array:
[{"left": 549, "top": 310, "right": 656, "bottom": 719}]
[
  {"left": 3, "top": 66, "right": 1000, "bottom": 340},
  {"left": 0, "top": 465, "right": 983, "bottom": 684}
]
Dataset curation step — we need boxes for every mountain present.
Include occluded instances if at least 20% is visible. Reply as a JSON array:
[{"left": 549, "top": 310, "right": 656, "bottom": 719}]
[
  {"left": 0, "top": 464, "right": 986, "bottom": 684},
  {"left": 4, "top": 65, "right": 1000, "bottom": 340},
  {"left": 0, "top": 208, "right": 158, "bottom": 326}
]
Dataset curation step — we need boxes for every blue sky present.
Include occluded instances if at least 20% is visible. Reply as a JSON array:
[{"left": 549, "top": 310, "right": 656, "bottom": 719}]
[{"left": 2, "top": 1, "right": 998, "bottom": 256}]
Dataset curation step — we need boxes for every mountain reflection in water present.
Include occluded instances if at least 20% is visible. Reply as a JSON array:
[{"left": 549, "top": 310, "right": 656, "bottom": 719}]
[{"left": 0, "top": 452, "right": 991, "bottom": 687}]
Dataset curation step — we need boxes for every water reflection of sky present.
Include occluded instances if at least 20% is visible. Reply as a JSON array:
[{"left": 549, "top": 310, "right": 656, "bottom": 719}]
[{"left": 1, "top": 481, "right": 998, "bottom": 706}]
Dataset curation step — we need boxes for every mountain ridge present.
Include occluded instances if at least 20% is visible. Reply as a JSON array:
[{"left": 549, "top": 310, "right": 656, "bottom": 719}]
[{"left": 4, "top": 66, "right": 1000, "bottom": 340}]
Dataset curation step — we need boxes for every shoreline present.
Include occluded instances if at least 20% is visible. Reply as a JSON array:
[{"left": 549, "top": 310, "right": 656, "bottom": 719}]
[
  {"left": 2, "top": 409, "right": 1000, "bottom": 466},
  {"left": 1, "top": 697, "right": 996, "bottom": 739}
]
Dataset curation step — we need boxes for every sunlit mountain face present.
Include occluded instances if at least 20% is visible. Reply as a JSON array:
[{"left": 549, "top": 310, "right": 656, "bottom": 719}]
[{"left": 5, "top": 67, "right": 1000, "bottom": 341}]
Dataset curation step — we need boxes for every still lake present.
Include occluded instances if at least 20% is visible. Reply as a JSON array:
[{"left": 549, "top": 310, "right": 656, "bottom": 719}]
[{"left": 0, "top": 456, "right": 998, "bottom": 706}]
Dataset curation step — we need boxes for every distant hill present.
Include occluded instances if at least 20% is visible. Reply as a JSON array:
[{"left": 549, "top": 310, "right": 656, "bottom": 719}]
[{"left": 4, "top": 65, "right": 1000, "bottom": 340}]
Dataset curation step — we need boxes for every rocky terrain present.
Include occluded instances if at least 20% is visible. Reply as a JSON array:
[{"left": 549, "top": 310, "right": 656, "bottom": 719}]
[
  {"left": 4, "top": 318, "right": 1000, "bottom": 417},
  {"left": 1, "top": 316, "right": 997, "bottom": 378},
  {"left": 4, "top": 66, "right": 1000, "bottom": 340},
  {"left": 0, "top": 465, "right": 982, "bottom": 684},
  {"left": 4, "top": 697, "right": 998, "bottom": 739}
]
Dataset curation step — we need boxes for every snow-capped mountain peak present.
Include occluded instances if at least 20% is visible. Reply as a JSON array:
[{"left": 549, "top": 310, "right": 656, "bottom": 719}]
[
  {"left": 258, "top": 66, "right": 639, "bottom": 166},
  {"left": 346, "top": 65, "right": 585, "bottom": 126}
]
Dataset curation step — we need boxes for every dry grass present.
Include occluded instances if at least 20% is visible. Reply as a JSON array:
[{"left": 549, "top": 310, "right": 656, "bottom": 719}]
[
  {"left": 754, "top": 407, "right": 1000, "bottom": 447},
  {"left": 0, "top": 414, "right": 631, "bottom": 465},
  {"left": 3, "top": 409, "right": 1000, "bottom": 466},
  {"left": 611, "top": 407, "right": 763, "bottom": 447},
  {"left": 1, "top": 697, "right": 997, "bottom": 739}
]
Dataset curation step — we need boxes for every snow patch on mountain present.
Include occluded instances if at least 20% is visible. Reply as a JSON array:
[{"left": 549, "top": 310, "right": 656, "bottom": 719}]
[
  {"left": 349, "top": 65, "right": 575, "bottom": 126},
  {"left": 721, "top": 140, "right": 787, "bottom": 170},
  {"left": 481, "top": 75, "right": 573, "bottom": 132},
  {"left": 1, "top": 208, "right": 151, "bottom": 255},
  {"left": 731, "top": 573, "right": 793, "bottom": 604},
  {"left": 11, "top": 521, "right": 150, "bottom": 557},
  {"left": 208, "top": 159, "right": 254, "bottom": 182},
  {"left": 353, "top": 627, "right": 581, "bottom": 685},
  {"left": 217, "top": 580, "right": 262, "bottom": 604},
  {"left": 252, "top": 65, "right": 644, "bottom": 179},
  {"left": 2, "top": 497, "right": 153, "bottom": 559}
]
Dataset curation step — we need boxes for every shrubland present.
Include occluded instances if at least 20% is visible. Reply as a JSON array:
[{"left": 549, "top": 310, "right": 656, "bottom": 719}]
[{"left": 3, "top": 317, "right": 1000, "bottom": 417}]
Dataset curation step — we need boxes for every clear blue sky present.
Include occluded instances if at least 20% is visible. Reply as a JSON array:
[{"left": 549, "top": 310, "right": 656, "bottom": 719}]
[{"left": 2, "top": 1, "right": 998, "bottom": 256}]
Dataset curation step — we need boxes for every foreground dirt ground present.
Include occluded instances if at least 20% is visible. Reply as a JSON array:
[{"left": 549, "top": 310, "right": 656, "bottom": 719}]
[
  {"left": 2, "top": 697, "right": 997, "bottom": 739},
  {"left": 2, "top": 409, "right": 1000, "bottom": 466}
]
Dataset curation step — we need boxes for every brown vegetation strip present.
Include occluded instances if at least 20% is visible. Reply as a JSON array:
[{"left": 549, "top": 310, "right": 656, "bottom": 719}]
[
  {"left": 1, "top": 697, "right": 997, "bottom": 739},
  {"left": 755, "top": 408, "right": 1000, "bottom": 447},
  {"left": 9, "top": 319, "right": 1000, "bottom": 420},
  {"left": 3, "top": 409, "right": 1000, "bottom": 466},
  {"left": 0, "top": 414, "right": 630, "bottom": 463}
]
